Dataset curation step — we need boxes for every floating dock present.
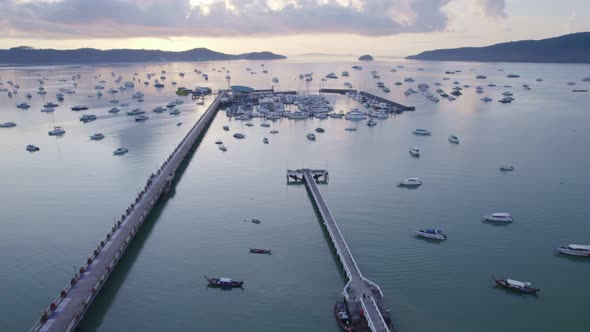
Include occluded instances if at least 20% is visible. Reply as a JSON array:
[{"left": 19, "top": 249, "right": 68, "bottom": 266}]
[
  {"left": 31, "top": 92, "right": 227, "bottom": 332},
  {"left": 287, "top": 169, "right": 392, "bottom": 332}
]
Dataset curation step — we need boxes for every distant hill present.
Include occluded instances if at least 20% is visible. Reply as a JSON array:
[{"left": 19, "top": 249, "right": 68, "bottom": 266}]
[
  {"left": 0, "top": 46, "right": 287, "bottom": 64},
  {"left": 406, "top": 32, "right": 590, "bottom": 63}
]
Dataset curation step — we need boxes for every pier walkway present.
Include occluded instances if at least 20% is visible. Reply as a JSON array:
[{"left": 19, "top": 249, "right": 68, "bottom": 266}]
[
  {"left": 31, "top": 92, "right": 226, "bottom": 332},
  {"left": 287, "top": 169, "right": 391, "bottom": 332}
]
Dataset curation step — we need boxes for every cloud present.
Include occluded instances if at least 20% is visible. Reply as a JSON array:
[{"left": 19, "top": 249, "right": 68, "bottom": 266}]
[
  {"left": 475, "top": 0, "right": 507, "bottom": 18},
  {"left": 0, "top": 0, "right": 457, "bottom": 39}
]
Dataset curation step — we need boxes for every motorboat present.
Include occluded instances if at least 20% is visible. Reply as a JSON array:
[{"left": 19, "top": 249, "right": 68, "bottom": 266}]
[
  {"left": 233, "top": 133, "right": 246, "bottom": 139},
  {"left": 448, "top": 135, "right": 460, "bottom": 144},
  {"left": 507, "top": 73, "right": 520, "bottom": 78},
  {"left": 481, "top": 97, "right": 493, "bottom": 102},
  {"left": 80, "top": 114, "right": 97, "bottom": 123},
  {"left": 315, "top": 127, "right": 325, "bottom": 133},
  {"left": 48, "top": 126, "right": 66, "bottom": 136},
  {"left": 40, "top": 107, "right": 55, "bottom": 113},
  {"left": 344, "top": 127, "right": 357, "bottom": 131},
  {"left": 16, "top": 102, "right": 30, "bottom": 109},
  {"left": 263, "top": 137, "right": 269, "bottom": 144},
  {"left": 90, "top": 133, "right": 105, "bottom": 140},
  {"left": 170, "top": 109, "right": 181, "bottom": 115},
  {"left": 113, "top": 147, "right": 129, "bottom": 155},
  {"left": 260, "top": 123, "right": 271, "bottom": 128},
  {"left": 476, "top": 75, "right": 487, "bottom": 79},
  {"left": 306, "top": 133, "right": 316, "bottom": 141},
  {"left": 177, "top": 122, "right": 183, "bottom": 126},
  {"left": 556, "top": 244, "right": 590, "bottom": 257},
  {"left": 415, "top": 229, "right": 447, "bottom": 240},
  {"left": 334, "top": 301, "right": 354, "bottom": 332},
  {"left": 409, "top": 147, "right": 420, "bottom": 157},
  {"left": 345, "top": 110, "right": 367, "bottom": 120},
  {"left": 153, "top": 106, "right": 167, "bottom": 113},
  {"left": 367, "top": 119, "right": 377, "bottom": 127},
  {"left": 484, "top": 213, "right": 513, "bottom": 222},
  {"left": 205, "top": 276, "right": 243, "bottom": 288},
  {"left": 71, "top": 105, "right": 89, "bottom": 111},
  {"left": 135, "top": 115, "right": 149, "bottom": 122},
  {"left": 493, "top": 277, "right": 539, "bottom": 294},
  {"left": 249, "top": 248, "right": 271, "bottom": 254},
  {"left": 219, "top": 144, "right": 227, "bottom": 151},
  {"left": 26, "top": 144, "right": 40, "bottom": 152},
  {"left": 109, "top": 107, "right": 120, "bottom": 113},
  {"left": 223, "top": 126, "right": 230, "bottom": 131},
  {"left": 127, "top": 108, "right": 145, "bottom": 116},
  {"left": 270, "top": 130, "right": 279, "bottom": 134},
  {"left": 245, "top": 123, "right": 254, "bottom": 127},
  {"left": 44, "top": 102, "right": 59, "bottom": 108},
  {"left": 398, "top": 177, "right": 422, "bottom": 187},
  {"left": 166, "top": 102, "right": 176, "bottom": 108},
  {"left": 499, "top": 165, "right": 515, "bottom": 171},
  {"left": 412, "top": 129, "right": 431, "bottom": 136}
]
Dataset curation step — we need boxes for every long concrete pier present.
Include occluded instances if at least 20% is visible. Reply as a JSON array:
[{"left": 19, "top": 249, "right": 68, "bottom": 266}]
[
  {"left": 287, "top": 169, "right": 392, "bottom": 332},
  {"left": 31, "top": 92, "right": 227, "bottom": 332}
]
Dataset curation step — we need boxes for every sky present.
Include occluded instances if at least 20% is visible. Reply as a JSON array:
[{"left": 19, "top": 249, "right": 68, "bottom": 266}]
[{"left": 0, "top": 0, "right": 589, "bottom": 57}]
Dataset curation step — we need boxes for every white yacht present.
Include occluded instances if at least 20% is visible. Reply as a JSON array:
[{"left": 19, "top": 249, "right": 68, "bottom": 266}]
[
  {"left": 113, "top": 147, "right": 129, "bottom": 155},
  {"left": 306, "top": 133, "right": 316, "bottom": 141},
  {"left": 48, "top": 126, "right": 66, "bottom": 136},
  {"left": 415, "top": 229, "right": 447, "bottom": 240},
  {"left": 90, "top": 133, "right": 105, "bottom": 140},
  {"left": 345, "top": 110, "right": 367, "bottom": 120},
  {"left": 398, "top": 177, "right": 423, "bottom": 187},
  {"left": 448, "top": 135, "right": 460, "bottom": 144},
  {"left": 483, "top": 213, "right": 513, "bottom": 222},
  {"left": 409, "top": 147, "right": 420, "bottom": 157},
  {"left": 557, "top": 244, "right": 590, "bottom": 257},
  {"left": 412, "top": 129, "right": 432, "bottom": 136}
]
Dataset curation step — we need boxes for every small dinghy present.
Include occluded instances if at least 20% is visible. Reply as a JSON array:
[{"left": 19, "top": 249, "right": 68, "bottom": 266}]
[
  {"left": 205, "top": 275, "right": 244, "bottom": 288},
  {"left": 493, "top": 276, "right": 539, "bottom": 294},
  {"left": 250, "top": 248, "right": 272, "bottom": 254}
]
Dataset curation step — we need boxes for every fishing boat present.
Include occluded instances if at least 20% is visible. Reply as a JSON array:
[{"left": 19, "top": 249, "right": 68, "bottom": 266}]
[
  {"left": 493, "top": 276, "right": 539, "bottom": 294},
  {"left": 249, "top": 249, "right": 271, "bottom": 254},
  {"left": 204, "top": 276, "right": 244, "bottom": 288},
  {"left": 557, "top": 244, "right": 590, "bottom": 257},
  {"left": 334, "top": 301, "right": 354, "bottom": 332},
  {"left": 415, "top": 229, "right": 446, "bottom": 240}
]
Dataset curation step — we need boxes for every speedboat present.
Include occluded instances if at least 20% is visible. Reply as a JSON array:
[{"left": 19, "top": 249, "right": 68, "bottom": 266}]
[
  {"left": 233, "top": 133, "right": 245, "bottom": 139},
  {"left": 127, "top": 109, "right": 145, "bottom": 116},
  {"left": 170, "top": 109, "right": 181, "bottom": 115},
  {"left": 556, "top": 244, "right": 590, "bottom": 257},
  {"left": 109, "top": 107, "right": 120, "bottom": 113},
  {"left": 90, "top": 133, "right": 105, "bottom": 140},
  {"left": 219, "top": 144, "right": 227, "bottom": 151},
  {"left": 113, "top": 147, "right": 129, "bottom": 155},
  {"left": 315, "top": 127, "right": 325, "bottom": 133},
  {"left": 409, "top": 147, "right": 420, "bottom": 157},
  {"left": 306, "top": 133, "right": 316, "bottom": 141},
  {"left": 80, "top": 114, "right": 97, "bottom": 123},
  {"left": 334, "top": 301, "right": 354, "bottom": 332},
  {"left": 413, "top": 129, "right": 431, "bottom": 136},
  {"left": 26, "top": 144, "right": 40, "bottom": 152},
  {"left": 16, "top": 102, "right": 30, "bottom": 109},
  {"left": 249, "top": 248, "right": 271, "bottom": 254},
  {"left": 245, "top": 123, "right": 254, "bottom": 127},
  {"left": 344, "top": 127, "right": 357, "bottom": 131},
  {"left": 398, "top": 177, "right": 422, "bottom": 187},
  {"left": 40, "top": 107, "right": 55, "bottom": 113},
  {"left": 71, "top": 105, "right": 89, "bottom": 111},
  {"left": 448, "top": 135, "right": 460, "bottom": 144},
  {"left": 223, "top": 126, "right": 230, "bottom": 131},
  {"left": 135, "top": 115, "right": 149, "bottom": 122},
  {"left": 484, "top": 213, "right": 513, "bottom": 222},
  {"left": 270, "top": 130, "right": 279, "bottom": 134},
  {"left": 415, "top": 229, "right": 446, "bottom": 240},
  {"left": 205, "top": 276, "right": 243, "bottom": 288},
  {"left": 493, "top": 277, "right": 539, "bottom": 294},
  {"left": 48, "top": 126, "right": 66, "bottom": 136},
  {"left": 263, "top": 137, "right": 269, "bottom": 144},
  {"left": 499, "top": 165, "right": 515, "bottom": 171},
  {"left": 44, "top": 102, "right": 59, "bottom": 108},
  {"left": 367, "top": 119, "right": 377, "bottom": 127},
  {"left": 260, "top": 123, "right": 270, "bottom": 128},
  {"left": 153, "top": 106, "right": 167, "bottom": 113}
]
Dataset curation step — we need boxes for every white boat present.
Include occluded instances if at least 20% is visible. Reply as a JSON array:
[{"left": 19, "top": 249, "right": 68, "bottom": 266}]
[
  {"left": 557, "top": 244, "right": 590, "bottom": 257},
  {"left": 16, "top": 102, "right": 30, "bottom": 109},
  {"left": 219, "top": 144, "right": 227, "bottom": 151},
  {"left": 135, "top": 115, "right": 149, "bottom": 122},
  {"left": 499, "top": 165, "right": 515, "bottom": 171},
  {"left": 263, "top": 137, "right": 269, "bottom": 144},
  {"left": 483, "top": 213, "right": 513, "bottom": 222},
  {"left": 48, "top": 126, "right": 66, "bottom": 136},
  {"left": 366, "top": 119, "right": 377, "bottom": 127},
  {"left": 413, "top": 129, "right": 431, "bottom": 136},
  {"left": 113, "top": 147, "right": 129, "bottom": 155},
  {"left": 448, "top": 135, "right": 460, "bottom": 144},
  {"left": 415, "top": 229, "right": 447, "bottom": 240},
  {"left": 409, "top": 147, "right": 420, "bottom": 157},
  {"left": 260, "top": 123, "right": 271, "bottom": 128},
  {"left": 41, "top": 107, "right": 55, "bottom": 113},
  {"left": 233, "top": 133, "right": 246, "bottom": 139},
  {"left": 0, "top": 122, "right": 17, "bottom": 128},
  {"left": 26, "top": 144, "right": 40, "bottom": 152},
  {"left": 170, "top": 109, "right": 181, "bottom": 115},
  {"left": 109, "top": 107, "right": 120, "bottom": 113},
  {"left": 345, "top": 110, "right": 367, "bottom": 120},
  {"left": 80, "top": 114, "right": 97, "bottom": 122},
  {"left": 306, "top": 133, "right": 316, "bottom": 141},
  {"left": 90, "top": 133, "right": 105, "bottom": 140},
  {"left": 153, "top": 106, "right": 167, "bottom": 113},
  {"left": 398, "top": 177, "right": 422, "bottom": 187},
  {"left": 127, "top": 109, "right": 145, "bottom": 116}
]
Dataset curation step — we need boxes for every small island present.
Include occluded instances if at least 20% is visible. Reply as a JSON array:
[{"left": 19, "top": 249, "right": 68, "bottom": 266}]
[{"left": 358, "top": 54, "right": 374, "bottom": 61}]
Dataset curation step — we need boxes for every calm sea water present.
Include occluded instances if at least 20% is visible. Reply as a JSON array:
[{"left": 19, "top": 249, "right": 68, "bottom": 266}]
[{"left": 1, "top": 57, "right": 590, "bottom": 332}]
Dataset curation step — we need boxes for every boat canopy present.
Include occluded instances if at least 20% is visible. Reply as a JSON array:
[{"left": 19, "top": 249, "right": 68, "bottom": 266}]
[
  {"left": 506, "top": 279, "right": 525, "bottom": 288},
  {"left": 425, "top": 229, "right": 442, "bottom": 234},
  {"left": 219, "top": 278, "right": 232, "bottom": 283},
  {"left": 492, "top": 213, "right": 511, "bottom": 217},
  {"left": 569, "top": 244, "right": 590, "bottom": 250}
]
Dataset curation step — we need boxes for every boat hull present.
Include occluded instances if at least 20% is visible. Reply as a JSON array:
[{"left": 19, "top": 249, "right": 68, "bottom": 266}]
[
  {"left": 557, "top": 247, "right": 590, "bottom": 257},
  {"left": 494, "top": 279, "right": 539, "bottom": 294}
]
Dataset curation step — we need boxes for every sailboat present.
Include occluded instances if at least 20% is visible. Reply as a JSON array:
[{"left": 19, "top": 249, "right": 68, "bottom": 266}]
[{"left": 48, "top": 112, "right": 66, "bottom": 136}]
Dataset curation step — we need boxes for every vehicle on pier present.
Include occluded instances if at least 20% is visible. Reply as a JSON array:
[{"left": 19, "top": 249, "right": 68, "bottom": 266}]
[
  {"left": 205, "top": 276, "right": 244, "bottom": 288},
  {"left": 249, "top": 248, "right": 271, "bottom": 254},
  {"left": 493, "top": 276, "right": 539, "bottom": 295},
  {"left": 334, "top": 301, "right": 354, "bottom": 332}
]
